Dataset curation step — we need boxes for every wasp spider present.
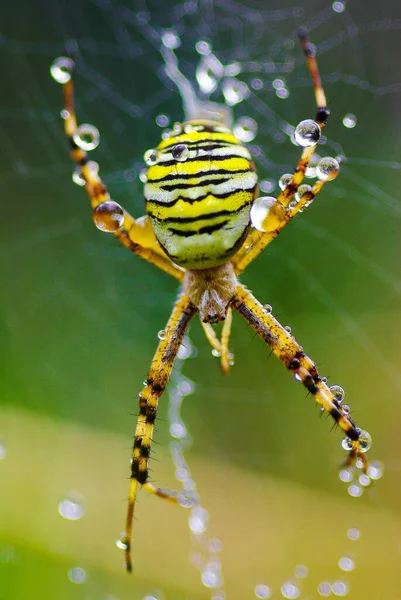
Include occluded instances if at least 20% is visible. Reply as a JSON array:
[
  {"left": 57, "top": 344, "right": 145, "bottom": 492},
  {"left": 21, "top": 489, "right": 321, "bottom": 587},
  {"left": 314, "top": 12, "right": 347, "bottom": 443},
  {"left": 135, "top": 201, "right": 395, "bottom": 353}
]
[{"left": 51, "top": 30, "right": 372, "bottom": 572}]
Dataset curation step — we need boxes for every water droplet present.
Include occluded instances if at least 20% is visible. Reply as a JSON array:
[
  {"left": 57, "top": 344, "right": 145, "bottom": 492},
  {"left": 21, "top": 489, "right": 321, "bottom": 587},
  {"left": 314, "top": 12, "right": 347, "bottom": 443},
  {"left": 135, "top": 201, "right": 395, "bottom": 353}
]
[
  {"left": 222, "top": 78, "right": 249, "bottom": 106},
  {"left": 347, "top": 527, "right": 360, "bottom": 540},
  {"left": 170, "top": 421, "right": 187, "bottom": 439},
  {"left": 260, "top": 179, "right": 275, "bottom": 193},
  {"left": 329, "top": 385, "right": 345, "bottom": 403},
  {"left": 316, "top": 157, "right": 340, "bottom": 181},
  {"left": 68, "top": 566, "right": 87, "bottom": 584},
  {"left": 156, "top": 114, "right": 169, "bottom": 127},
  {"left": 157, "top": 329, "right": 166, "bottom": 340},
  {"left": 358, "top": 429, "right": 372, "bottom": 452},
  {"left": 339, "top": 555, "right": 355, "bottom": 571},
  {"left": 162, "top": 29, "right": 180, "bottom": 49},
  {"left": 50, "top": 56, "right": 74, "bottom": 84},
  {"left": 172, "top": 143, "right": 190, "bottom": 161},
  {"left": 273, "top": 78, "right": 285, "bottom": 90},
  {"left": 262, "top": 304, "right": 273, "bottom": 313},
  {"left": 225, "top": 61, "right": 241, "bottom": 77},
  {"left": 144, "top": 148, "right": 158, "bottom": 166},
  {"left": 93, "top": 201, "right": 124, "bottom": 232},
  {"left": 294, "top": 373, "right": 302, "bottom": 382},
  {"left": 201, "top": 564, "right": 223, "bottom": 588},
  {"left": 305, "top": 153, "right": 321, "bottom": 177},
  {"left": 177, "top": 338, "right": 193, "bottom": 359},
  {"left": 331, "top": 580, "right": 349, "bottom": 596},
  {"left": 348, "top": 483, "right": 363, "bottom": 497},
  {"left": 341, "top": 437, "right": 353, "bottom": 451},
  {"left": 281, "top": 581, "right": 301, "bottom": 598},
  {"left": 72, "top": 167, "right": 85, "bottom": 186},
  {"left": 189, "top": 506, "right": 209, "bottom": 534},
  {"left": 196, "top": 54, "right": 223, "bottom": 95},
  {"left": 358, "top": 473, "right": 371, "bottom": 487},
  {"left": 279, "top": 173, "right": 293, "bottom": 190},
  {"left": 211, "top": 348, "right": 221, "bottom": 358},
  {"left": 233, "top": 117, "right": 257, "bottom": 142},
  {"left": 72, "top": 124, "right": 99, "bottom": 152},
  {"left": 294, "top": 564, "right": 309, "bottom": 579},
  {"left": 255, "top": 584, "right": 272, "bottom": 599},
  {"left": 276, "top": 87, "right": 290, "bottom": 99},
  {"left": 342, "top": 113, "right": 357, "bottom": 128},
  {"left": 332, "top": 1, "right": 346, "bottom": 13},
  {"left": 367, "top": 460, "right": 383, "bottom": 480},
  {"left": 317, "top": 581, "right": 332, "bottom": 596},
  {"left": 60, "top": 109, "right": 69, "bottom": 120},
  {"left": 209, "top": 538, "right": 222, "bottom": 553},
  {"left": 177, "top": 378, "right": 195, "bottom": 396},
  {"left": 0, "top": 439, "right": 7, "bottom": 460},
  {"left": 139, "top": 168, "right": 148, "bottom": 183},
  {"left": 339, "top": 468, "right": 353, "bottom": 483},
  {"left": 178, "top": 490, "right": 197, "bottom": 507},
  {"left": 195, "top": 40, "right": 212, "bottom": 56},
  {"left": 294, "top": 119, "right": 321, "bottom": 148},
  {"left": 284, "top": 325, "right": 292, "bottom": 334},
  {"left": 58, "top": 497, "right": 84, "bottom": 520},
  {"left": 295, "top": 184, "right": 313, "bottom": 203},
  {"left": 116, "top": 535, "right": 128, "bottom": 550},
  {"left": 250, "top": 196, "right": 277, "bottom": 232},
  {"left": 341, "top": 404, "right": 351, "bottom": 415}
]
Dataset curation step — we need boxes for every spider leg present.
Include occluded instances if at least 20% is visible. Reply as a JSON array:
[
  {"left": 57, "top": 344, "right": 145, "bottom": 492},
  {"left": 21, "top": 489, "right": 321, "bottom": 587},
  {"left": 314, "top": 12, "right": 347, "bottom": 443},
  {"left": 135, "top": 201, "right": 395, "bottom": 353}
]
[
  {"left": 121, "top": 292, "right": 197, "bottom": 572},
  {"left": 232, "top": 29, "right": 332, "bottom": 275},
  {"left": 230, "top": 283, "right": 370, "bottom": 471},
  {"left": 53, "top": 59, "right": 184, "bottom": 282},
  {"left": 200, "top": 306, "right": 233, "bottom": 374}
]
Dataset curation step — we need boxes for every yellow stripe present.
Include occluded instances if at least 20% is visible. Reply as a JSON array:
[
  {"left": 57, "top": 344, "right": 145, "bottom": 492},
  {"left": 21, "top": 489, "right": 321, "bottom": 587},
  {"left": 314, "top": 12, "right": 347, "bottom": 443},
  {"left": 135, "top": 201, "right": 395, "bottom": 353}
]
[
  {"left": 147, "top": 156, "right": 251, "bottom": 181},
  {"left": 147, "top": 190, "right": 254, "bottom": 220},
  {"left": 157, "top": 130, "right": 242, "bottom": 151}
]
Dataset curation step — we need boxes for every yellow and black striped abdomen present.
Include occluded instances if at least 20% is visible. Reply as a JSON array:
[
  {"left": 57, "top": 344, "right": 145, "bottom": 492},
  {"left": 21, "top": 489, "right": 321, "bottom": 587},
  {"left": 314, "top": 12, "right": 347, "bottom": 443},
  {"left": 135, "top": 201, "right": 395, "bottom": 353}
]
[{"left": 144, "top": 120, "right": 258, "bottom": 269}]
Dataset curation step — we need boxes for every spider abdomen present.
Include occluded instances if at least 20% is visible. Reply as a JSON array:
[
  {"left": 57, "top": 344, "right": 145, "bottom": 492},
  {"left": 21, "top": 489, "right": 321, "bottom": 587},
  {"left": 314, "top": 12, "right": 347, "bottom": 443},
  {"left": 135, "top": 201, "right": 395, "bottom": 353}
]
[{"left": 144, "top": 120, "right": 258, "bottom": 269}]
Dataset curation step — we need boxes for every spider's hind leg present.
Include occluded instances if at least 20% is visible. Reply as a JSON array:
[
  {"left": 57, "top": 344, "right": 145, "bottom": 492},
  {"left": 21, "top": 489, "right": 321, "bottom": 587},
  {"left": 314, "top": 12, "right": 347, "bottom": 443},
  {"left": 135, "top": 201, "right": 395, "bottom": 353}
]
[
  {"left": 230, "top": 283, "right": 372, "bottom": 472},
  {"left": 121, "top": 293, "right": 197, "bottom": 572}
]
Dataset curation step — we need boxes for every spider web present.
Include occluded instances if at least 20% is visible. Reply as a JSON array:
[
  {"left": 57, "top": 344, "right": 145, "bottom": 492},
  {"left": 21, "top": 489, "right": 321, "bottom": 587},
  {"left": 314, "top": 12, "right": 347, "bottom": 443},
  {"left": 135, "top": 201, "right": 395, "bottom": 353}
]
[{"left": 1, "top": 1, "right": 400, "bottom": 599}]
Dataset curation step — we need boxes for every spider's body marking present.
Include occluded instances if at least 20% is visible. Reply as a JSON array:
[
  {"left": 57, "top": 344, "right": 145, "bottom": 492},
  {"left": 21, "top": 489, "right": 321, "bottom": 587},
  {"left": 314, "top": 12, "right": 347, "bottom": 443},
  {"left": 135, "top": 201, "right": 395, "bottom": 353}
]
[{"left": 144, "top": 120, "right": 258, "bottom": 269}]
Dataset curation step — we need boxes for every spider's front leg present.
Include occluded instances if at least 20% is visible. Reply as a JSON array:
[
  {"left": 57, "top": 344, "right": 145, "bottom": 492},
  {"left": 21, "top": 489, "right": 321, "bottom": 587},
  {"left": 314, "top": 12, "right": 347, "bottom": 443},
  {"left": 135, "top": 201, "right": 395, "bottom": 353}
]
[
  {"left": 232, "top": 28, "right": 336, "bottom": 275},
  {"left": 50, "top": 56, "right": 184, "bottom": 282},
  {"left": 231, "top": 283, "right": 372, "bottom": 471},
  {"left": 120, "top": 293, "right": 197, "bottom": 573}
]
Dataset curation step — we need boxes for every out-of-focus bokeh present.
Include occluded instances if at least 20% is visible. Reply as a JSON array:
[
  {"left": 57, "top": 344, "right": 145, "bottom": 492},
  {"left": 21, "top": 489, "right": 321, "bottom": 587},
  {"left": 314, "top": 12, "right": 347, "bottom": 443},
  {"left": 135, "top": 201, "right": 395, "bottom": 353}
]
[{"left": 1, "top": 1, "right": 400, "bottom": 598}]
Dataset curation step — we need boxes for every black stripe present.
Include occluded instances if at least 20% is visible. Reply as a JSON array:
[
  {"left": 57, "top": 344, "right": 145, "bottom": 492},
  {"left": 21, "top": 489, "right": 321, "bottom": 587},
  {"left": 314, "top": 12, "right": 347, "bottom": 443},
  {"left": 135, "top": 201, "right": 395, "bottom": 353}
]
[
  {"left": 168, "top": 221, "right": 230, "bottom": 236},
  {"left": 147, "top": 185, "right": 257, "bottom": 208},
  {"left": 149, "top": 204, "right": 250, "bottom": 224},
  {"left": 161, "top": 140, "right": 239, "bottom": 152},
  {"left": 148, "top": 167, "right": 252, "bottom": 184},
  {"left": 160, "top": 177, "right": 231, "bottom": 190},
  {"left": 159, "top": 152, "right": 249, "bottom": 167}
]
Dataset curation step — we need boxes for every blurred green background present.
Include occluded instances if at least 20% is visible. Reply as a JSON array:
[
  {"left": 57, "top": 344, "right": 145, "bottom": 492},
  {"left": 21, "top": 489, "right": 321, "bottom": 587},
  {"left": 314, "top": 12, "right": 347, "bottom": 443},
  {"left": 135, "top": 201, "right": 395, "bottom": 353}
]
[{"left": 1, "top": 0, "right": 400, "bottom": 598}]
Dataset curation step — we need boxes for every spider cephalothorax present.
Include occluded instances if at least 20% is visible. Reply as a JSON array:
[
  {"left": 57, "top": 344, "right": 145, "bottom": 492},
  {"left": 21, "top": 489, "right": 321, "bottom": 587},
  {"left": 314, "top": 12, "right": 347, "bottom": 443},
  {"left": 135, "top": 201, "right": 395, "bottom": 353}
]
[{"left": 51, "top": 29, "right": 373, "bottom": 573}]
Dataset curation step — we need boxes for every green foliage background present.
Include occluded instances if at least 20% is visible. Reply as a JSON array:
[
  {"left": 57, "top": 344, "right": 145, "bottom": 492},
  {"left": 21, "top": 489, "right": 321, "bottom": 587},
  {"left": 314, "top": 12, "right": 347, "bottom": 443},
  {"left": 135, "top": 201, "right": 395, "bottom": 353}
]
[{"left": 0, "top": 1, "right": 400, "bottom": 598}]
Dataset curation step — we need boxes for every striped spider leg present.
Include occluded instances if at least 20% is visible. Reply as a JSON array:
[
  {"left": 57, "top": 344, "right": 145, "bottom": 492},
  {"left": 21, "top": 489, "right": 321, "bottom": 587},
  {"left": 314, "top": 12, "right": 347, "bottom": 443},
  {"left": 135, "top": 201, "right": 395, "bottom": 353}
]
[
  {"left": 232, "top": 28, "right": 336, "bottom": 275},
  {"left": 230, "top": 284, "right": 371, "bottom": 471},
  {"left": 51, "top": 57, "right": 184, "bottom": 283},
  {"left": 122, "top": 293, "right": 198, "bottom": 572}
]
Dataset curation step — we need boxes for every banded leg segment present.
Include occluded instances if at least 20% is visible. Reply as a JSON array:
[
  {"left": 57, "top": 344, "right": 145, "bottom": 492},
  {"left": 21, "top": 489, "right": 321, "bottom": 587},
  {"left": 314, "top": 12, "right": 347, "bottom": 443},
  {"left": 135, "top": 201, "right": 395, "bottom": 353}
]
[
  {"left": 232, "top": 29, "right": 330, "bottom": 275},
  {"left": 200, "top": 306, "right": 233, "bottom": 374},
  {"left": 122, "top": 293, "right": 197, "bottom": 572},
  {"left": 231, "top": 283, "right": 369, "bottom": 470},
  {"left": 59, "top": 67, "right": 184, "bottom": 281}
]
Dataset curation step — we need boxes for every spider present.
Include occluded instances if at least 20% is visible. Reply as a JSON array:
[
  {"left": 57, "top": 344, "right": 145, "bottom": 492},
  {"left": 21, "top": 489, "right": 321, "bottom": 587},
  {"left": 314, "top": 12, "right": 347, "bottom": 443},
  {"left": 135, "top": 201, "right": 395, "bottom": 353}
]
[{"left": 51, "top": 29, "right": 372, "bottom": 572}]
